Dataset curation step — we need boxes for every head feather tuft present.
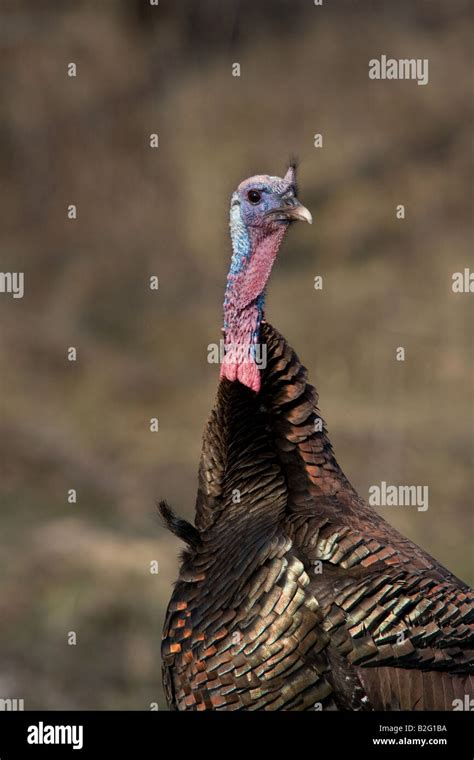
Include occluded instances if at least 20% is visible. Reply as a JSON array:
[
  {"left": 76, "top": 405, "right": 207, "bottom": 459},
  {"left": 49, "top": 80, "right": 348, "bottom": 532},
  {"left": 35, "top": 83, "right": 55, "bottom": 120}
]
[{"left": 284, "top": 157, "right": 299, "bottom": 194}]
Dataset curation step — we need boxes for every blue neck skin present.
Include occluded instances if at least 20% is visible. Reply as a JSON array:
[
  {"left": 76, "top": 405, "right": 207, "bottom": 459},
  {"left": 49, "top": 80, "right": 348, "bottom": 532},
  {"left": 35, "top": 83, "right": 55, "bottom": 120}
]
[{"left": 223, "top": 201, "right": 265, "bottom": 351}]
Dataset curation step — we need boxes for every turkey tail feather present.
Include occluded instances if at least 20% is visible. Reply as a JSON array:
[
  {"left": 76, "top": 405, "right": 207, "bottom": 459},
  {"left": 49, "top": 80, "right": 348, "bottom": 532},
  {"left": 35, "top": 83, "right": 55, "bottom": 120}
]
[{"left": 158, "top": 500, "right": 201, "bottom": 549}]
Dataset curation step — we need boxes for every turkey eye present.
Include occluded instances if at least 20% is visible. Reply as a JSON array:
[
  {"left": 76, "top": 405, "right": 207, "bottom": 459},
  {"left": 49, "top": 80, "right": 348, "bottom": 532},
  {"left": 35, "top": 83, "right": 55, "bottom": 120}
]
[{"left": 247, "top": 190, "right": 262, "bottom": 204}]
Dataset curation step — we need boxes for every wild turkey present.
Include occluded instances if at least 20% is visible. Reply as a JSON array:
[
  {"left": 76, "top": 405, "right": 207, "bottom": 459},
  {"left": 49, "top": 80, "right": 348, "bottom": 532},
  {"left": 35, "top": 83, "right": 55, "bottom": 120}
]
[{"left": 160, "top": 164, "right": 473, "bottom": 711}]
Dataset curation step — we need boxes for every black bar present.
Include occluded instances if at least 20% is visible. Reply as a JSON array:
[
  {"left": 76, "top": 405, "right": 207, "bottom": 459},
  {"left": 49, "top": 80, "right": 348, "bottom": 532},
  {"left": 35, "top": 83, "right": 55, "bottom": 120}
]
[{"left": 0, "top": 710, "right": 472, "bottom": 758}]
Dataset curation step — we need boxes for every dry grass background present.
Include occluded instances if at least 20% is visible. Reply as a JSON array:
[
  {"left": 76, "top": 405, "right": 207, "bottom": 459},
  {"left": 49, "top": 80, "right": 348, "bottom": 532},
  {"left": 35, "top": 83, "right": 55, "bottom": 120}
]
[{"left": 0, "top": 0, "right": 472, "bottom": 709}]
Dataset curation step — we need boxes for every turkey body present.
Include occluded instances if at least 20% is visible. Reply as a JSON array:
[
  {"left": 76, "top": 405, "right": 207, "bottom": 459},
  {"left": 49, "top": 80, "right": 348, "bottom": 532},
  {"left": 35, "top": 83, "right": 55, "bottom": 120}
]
[{"left": 161, "top": 322, "right": 473, "bottom": 711}]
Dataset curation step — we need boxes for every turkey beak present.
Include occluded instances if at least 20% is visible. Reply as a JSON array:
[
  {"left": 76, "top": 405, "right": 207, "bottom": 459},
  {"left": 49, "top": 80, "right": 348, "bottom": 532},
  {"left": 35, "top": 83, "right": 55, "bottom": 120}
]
[{"left": 281, "top": 197, "right": 313, "bottom": 224}]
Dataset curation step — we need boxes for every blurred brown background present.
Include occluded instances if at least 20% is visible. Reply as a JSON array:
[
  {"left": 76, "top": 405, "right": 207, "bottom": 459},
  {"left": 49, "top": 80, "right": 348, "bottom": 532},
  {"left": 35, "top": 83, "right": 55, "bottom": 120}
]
[{"left": 0, "top": 0, "right": 472, "bottom": 709}]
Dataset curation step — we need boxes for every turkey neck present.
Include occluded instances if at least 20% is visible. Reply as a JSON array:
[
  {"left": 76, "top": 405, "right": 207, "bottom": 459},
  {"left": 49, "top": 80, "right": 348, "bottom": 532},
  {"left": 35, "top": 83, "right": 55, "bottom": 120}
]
[{"left": 222, "top": 224, "right": 287, "bottom": 390}]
